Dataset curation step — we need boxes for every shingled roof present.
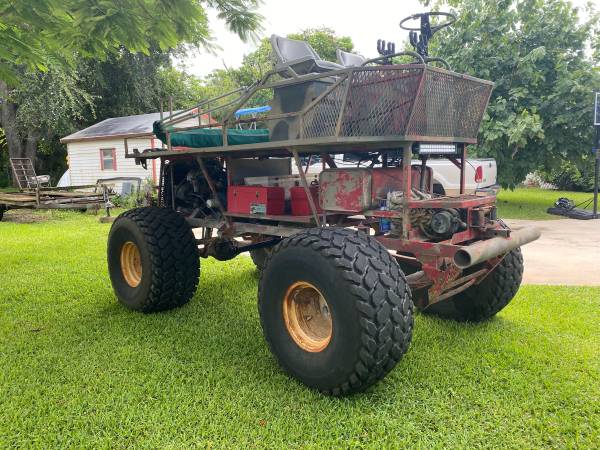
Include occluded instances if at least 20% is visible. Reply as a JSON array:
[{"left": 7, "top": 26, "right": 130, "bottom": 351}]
[{"left": 61, "top": 111, "right": 209, "bottom": 143}]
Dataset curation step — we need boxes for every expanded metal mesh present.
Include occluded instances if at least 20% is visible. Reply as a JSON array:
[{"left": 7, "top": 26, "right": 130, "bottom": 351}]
[
  {"left": 341, "top": 68, "right": 422, "bottom": 137},
  {"left": 302, "top": 77, "right": 349, "bottom": 139},
  {"left": 405, "top": 69, "right": 492, "bottom": 139},
  {"left": 300, "top": 66, "right": 492, "bottom": 142}
]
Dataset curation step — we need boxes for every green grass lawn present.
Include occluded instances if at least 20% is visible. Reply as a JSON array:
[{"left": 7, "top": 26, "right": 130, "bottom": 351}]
[
  {"left": 496, "top": 187, "right": 594, "bottom": 220},
  {"left": 0, "top": 210, "right": 598, "bottom": 448}
]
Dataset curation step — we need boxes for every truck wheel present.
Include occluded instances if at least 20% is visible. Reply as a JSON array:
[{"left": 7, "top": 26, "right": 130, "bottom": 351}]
[
  {"left": 250, "top": 248, "right": 271, "bottom": 270},
  {"left": 426, "top": 248, "right": 524, "bottom": 322},
  {"left": 0, "top": 206, "right": 4, "bottom": 221},
  {"left": 258, "top": 228, "right": 413, "bottom": 395},
  {"left": 107, "top": 207, "right": 200, "bottom": 313}
]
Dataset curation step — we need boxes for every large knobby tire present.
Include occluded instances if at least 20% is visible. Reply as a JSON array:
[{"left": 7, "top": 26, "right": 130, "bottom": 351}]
[
  {"left": 258, "top": 228, "right": 413, "bottom": 396},
  {"left": 425, "top": 248, "right": 524, "bottom": 322},
  {"left": 107, "top": 207, "right": 200, "bottom": 313},
  {"left": 250, "top": 248, "right": 272, "bottom": 271},
  {"left": 0, "top": 206, "right": 4, "bottom": 222}
]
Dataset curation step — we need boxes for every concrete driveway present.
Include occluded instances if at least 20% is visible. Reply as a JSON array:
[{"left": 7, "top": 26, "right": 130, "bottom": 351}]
[{"left": 505, "top": 218, "right": 600, "bottom": 286}]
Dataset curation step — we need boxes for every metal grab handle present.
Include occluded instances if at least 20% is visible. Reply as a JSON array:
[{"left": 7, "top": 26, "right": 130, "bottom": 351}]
[
  {"left": 361, "top": 51, "right": 425, "bottom": 66},
  {"left": 424, "top": 57, "right": 451, "bottom": 70}
]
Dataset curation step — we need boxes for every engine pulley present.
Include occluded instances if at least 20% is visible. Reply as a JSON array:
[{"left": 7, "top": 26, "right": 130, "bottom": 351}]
[{"left": 430, "top": 209, "right": 461, "bottom": 236}]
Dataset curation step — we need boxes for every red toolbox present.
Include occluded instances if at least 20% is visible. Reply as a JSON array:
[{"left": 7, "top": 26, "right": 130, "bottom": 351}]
[
  {"left": 227, "top": 185, "right": 285, "bottom": 215},
  {"left": 290, "top": 185, "right": 322, "bottom": 216}
]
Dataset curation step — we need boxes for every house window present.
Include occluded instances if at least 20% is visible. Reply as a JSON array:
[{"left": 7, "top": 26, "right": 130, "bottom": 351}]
[{"left": 100, "top": 148, "right": 117, "bottom": 170}]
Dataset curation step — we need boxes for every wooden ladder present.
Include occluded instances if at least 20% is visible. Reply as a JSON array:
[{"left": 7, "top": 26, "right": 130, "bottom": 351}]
[{"left": 9, "top": 158, "right": 39, "bottom": 190}]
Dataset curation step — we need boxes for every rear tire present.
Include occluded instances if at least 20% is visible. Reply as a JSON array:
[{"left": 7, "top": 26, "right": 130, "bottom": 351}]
[
  {"left": 258, "top": 228, "right": 413, "bottom": 395},
  {"left": 250, "top": 248, "right": 271, "bottom": 271},
  {"left": 107, "top": 207, "right": 200, "bottom": 313},
  {"left": 0, "top": 205, "right": 4, "bottom": 222},
  {"left": 425, "top": 248, "right": 524, "bottom": 322}
]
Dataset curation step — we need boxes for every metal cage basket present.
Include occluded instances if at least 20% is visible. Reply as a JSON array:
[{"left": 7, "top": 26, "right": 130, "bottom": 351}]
[{"left": 301, "top": 65, "right": 494, "bottom": 143}]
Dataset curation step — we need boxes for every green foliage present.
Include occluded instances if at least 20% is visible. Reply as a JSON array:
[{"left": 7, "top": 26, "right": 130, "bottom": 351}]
[
  {"left": 287, "top": 28, "right": 354, "bottom": 62},
  {"left": 0, "top": 213, "right": 599, "bottom": 447},
  {"left": 77, "top": 49, "right": 171, "bottom": 119},
  {"left": 156, "top": 66, "right": 206, "bottom": 110},
  {"left": 0, "top": 0, "right": 263, "bottom": 84},
  {"left": 425, "top": 0, "right": 600, "bottom": 187},
  {"left": 195, "top": 27, "right": 354, "bottom": 115},
  {"left": 111, "top": 178, "right": 155, "bottom": 208},
  {"left": 11, "top": 69, "right": 95, "bottom": 137},
  {"left": 539, "top": 159, "right": 597, "bottom": 192}
]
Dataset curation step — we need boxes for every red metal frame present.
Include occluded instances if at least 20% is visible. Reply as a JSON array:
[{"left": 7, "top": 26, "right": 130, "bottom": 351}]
[{"left": 163, "top": 142, "right": 506, "bottom": 308}]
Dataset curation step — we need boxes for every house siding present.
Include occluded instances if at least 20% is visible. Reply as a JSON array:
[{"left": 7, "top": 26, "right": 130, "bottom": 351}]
[
  {"left": 64, "top": 116, "right": 205, "bottom": 192},
  {"left": 67, "top": 137, "right": 161, "bottom": 192}
]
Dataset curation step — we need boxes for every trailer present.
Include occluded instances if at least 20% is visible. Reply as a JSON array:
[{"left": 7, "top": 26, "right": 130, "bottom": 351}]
[
  {"left": 105, "top": 13, "right": 540, "bottom": 395},
  {"left": 0, "top": 158, "right": 140, "bottom": 221}
]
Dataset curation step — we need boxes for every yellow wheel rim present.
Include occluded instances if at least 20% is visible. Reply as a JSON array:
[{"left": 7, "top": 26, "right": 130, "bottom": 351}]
[
  {"left": 283, "top": 281, "right": 332, "bottom": 353},
  {"left": 120, "top": 241, "right": 142, "bottom": 288}
]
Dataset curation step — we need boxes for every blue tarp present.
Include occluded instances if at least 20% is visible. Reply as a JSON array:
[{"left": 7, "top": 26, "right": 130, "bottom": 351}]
[{"left": 234, "top": 105, "right": 272, "bottom": 117}]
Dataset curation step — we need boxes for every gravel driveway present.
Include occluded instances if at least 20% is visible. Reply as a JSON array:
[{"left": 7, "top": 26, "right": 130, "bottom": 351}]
[{"left": 505, "top": 218, "right": 600, "bottom": 286}]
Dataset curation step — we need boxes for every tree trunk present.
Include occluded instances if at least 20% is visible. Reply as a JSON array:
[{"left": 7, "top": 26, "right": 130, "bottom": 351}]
[{"left": 0, "top": 79, "right": 40, "bottom": 187}]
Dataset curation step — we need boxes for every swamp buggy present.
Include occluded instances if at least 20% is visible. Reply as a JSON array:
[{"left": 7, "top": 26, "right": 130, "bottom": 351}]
[{"left": 106, "top": 13, "right": 540, "bottom": 395}]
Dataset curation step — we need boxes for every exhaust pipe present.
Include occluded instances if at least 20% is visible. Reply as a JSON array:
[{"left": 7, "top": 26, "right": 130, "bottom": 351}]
[{"left": 454, "top": 227, "right": 541, "bottom": 269}]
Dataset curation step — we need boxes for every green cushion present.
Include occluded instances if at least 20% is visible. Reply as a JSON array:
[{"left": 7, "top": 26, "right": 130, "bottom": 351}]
[{"left": 153, "top": 121, "right": 269, "bottom": 148}]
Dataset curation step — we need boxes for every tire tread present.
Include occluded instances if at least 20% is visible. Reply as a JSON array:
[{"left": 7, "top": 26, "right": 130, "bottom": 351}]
[
  {"left": 112, "top": 207, "right": 199, "bottom": 313},
  {"left": 258, "top": 227, "right": 413, "bottom": 395}
]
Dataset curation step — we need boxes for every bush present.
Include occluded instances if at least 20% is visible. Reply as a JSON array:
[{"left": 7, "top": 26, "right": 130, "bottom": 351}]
[
  {"left": 540, "top": 160, "right": 597, "bottom": 192},
  {"left": 111, "top": 192, "right": 141, "bottom": 209},
  {"left": 110, "top": 178, "right": 157, "bottom": 209}
]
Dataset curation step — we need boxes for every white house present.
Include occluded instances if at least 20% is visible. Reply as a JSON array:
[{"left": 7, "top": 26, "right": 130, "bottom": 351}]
[{"left": 60, "top": 111, "right": 209, "bottom": 192}]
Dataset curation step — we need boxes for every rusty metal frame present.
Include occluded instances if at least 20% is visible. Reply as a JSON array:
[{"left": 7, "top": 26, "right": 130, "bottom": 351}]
[
  {"left": 291, "top": 149, "right": 321, "bottom": 226},
  {"left": 124, "top": 63, "right": 493, "bottom": 161},
  {"left": 119, "top": 60, "right": 530, "bottom": 310}
]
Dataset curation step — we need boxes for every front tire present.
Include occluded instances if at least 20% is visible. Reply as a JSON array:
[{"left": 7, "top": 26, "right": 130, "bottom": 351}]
[
  {"left": 107, "top": 207, "right": 200, "bottom": 313},
  {"left": 258, "top": 228, "right": 413, "bottom": 395},
  {"left": 425, "top": 248, "right": 524, "bottom": 322},
  {"left": 250, "top": 248, "right": 272, "bottom": 271}
]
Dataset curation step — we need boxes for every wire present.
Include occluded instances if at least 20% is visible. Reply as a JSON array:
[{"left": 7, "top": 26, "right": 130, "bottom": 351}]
[{"left": 573, "top": 197, "right": 594, "bottom": 209}]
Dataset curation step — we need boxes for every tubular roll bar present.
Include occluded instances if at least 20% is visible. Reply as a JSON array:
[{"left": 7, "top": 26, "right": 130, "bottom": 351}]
[{"left": 144, "top": 63, "right": 487, "bottom": 156}]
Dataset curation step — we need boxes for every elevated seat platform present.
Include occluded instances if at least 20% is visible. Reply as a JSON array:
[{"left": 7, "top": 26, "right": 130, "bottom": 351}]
[{"left": 152, "top": 122, "right": 269, "bottom": 148}]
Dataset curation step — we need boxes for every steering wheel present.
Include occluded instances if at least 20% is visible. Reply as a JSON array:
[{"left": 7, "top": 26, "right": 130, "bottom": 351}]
[
  {"left": 400, "top": 12, "right": 456, "bottom": 59},
  {"left": 399, "top": 12, "right": 456, "bottom": 33}
]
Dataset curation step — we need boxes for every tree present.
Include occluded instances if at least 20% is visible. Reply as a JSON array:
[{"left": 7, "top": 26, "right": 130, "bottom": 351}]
[
  {"left": 198, "top": 27, "right": 354, "bottom": 111},
  {"left": 0, "top": 0, "right": 263, "bottom": 84},
  {"left": 0, "top": 0, "right": 263, "bottom": 183},
  {"left": 156, "top": 66, "right": 206, "bottom": 110},
  {"left": 287, "top": 28, "right": 353, "bottom": 62},
  {"left": 0, "top": 49, "right": 211, "bottom": 183},
  {"left": 0, "top": 66, "right": 95, "bottom": 181},
  {"left": 422, "top": 0, "right": 600, "bottom": 187}
]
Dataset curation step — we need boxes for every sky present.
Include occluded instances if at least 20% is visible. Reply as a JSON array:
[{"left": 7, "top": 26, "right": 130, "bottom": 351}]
[
  {"left": 179, "top": 0, "right": 595, "bottom": 77},
  {"left": 179, "top": 0, "right": 423, "bottom": 76}
]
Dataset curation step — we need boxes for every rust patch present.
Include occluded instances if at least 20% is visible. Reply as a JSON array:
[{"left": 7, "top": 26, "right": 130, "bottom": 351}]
[{"left": 319, "top": 169, "right": 371, "bottom": 212}]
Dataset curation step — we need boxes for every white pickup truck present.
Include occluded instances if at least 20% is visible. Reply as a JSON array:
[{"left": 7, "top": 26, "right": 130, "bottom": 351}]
[
  {"left": 294, "top": 155, "right": 498, "bottom": 196},
  {"left": 427, "top": 157, "right": 498, "bottom": 195}
]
